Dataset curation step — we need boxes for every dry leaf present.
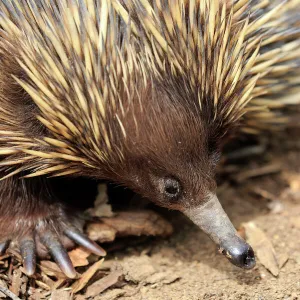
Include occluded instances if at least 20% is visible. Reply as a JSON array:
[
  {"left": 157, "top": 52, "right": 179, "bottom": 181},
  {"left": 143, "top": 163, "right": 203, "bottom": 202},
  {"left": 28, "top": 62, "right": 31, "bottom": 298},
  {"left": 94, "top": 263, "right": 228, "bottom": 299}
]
[
  {"left": 243, "top": 222, "right": 279, "bottom": 276},
  {"left": 72, "top": 258, "right": 104, "bottom": 294},
  {"left": 69, "top": 247, "right": 91, "bottom": 267},
  {"left": 278, "top": 253, "right": 289, "bottom": 269},
  {"left": 86, "top": 271, "right": 123, "bottom": 297}
]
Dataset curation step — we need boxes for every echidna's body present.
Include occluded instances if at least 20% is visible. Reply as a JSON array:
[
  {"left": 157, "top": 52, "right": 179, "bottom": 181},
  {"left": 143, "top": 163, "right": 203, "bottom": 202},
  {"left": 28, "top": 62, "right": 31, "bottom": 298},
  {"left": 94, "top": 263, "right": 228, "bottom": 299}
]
[{"left": 0, "top": 0, "right": 299, "bottom": 277}]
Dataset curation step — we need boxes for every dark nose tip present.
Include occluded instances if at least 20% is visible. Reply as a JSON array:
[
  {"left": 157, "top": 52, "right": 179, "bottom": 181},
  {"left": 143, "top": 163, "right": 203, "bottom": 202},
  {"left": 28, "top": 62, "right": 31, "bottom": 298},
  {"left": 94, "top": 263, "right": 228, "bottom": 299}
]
[
  {"left": 226, "top": 245, "right": 256, "bottom": 269},
  {"left": 220, "top": 237, "right": 256, "bottom": 269}
]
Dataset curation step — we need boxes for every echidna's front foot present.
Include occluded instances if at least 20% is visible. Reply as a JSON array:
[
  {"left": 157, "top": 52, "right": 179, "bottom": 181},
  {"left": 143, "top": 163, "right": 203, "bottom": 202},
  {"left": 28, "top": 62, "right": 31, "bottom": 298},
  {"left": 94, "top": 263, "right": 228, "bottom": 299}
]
[{"left": 0, "top": 208, "right": 106, "bottom": 278}]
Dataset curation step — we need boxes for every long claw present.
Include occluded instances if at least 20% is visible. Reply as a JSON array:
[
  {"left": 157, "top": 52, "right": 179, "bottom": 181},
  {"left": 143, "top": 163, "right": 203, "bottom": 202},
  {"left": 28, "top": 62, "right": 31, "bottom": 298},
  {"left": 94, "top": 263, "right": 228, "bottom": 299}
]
[
  {"left": 20, "top": 238, "right": 36, "bottom": 276},
  {"left": 64, "top": 227, "right": 106, "bottom": 256},
  {"left": 41, "top": 232, "right": 76, "bottom": 278},
  {"left": 0, "top": 241, "right": 9, "bottom": 255}
]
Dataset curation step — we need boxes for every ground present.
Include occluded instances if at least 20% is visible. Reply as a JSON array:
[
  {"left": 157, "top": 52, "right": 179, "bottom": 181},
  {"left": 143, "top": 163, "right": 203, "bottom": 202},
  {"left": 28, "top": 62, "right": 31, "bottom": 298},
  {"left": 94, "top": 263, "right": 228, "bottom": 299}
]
[{"left": 0, "top": 130, "right": 300, "bottom": 300}]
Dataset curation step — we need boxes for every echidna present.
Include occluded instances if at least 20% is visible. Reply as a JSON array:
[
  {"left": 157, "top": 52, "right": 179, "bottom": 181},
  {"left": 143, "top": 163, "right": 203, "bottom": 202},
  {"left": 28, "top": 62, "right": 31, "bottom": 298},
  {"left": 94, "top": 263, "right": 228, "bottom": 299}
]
[{"left": 0, "top": 0, "right": 299, "bottom": 278}]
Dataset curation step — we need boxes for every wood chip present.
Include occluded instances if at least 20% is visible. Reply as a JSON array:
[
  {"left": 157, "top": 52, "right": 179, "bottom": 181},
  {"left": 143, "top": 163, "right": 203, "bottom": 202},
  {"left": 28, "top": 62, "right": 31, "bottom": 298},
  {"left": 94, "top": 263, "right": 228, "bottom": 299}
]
[
  {"left": 41, "top": 274, "right": 56, "bottom": 290},
  {"left": 53, "top": 279, "right": 68, "bottom": 290},
  {"left": 39, "top": 261, "right": 68, "bottom": 279},
  {"left": 243, "top": 222, "right": 279, "bottom": 276},
  {"left": 86, "top": 271, "right": 123, "bottom": 297},
  {"left": 28, "top": 288, "right": 44, "bottom": 300},
  {"left": 51, "top": 290, "right": 72, "bottom": 300},
  {"left": 72, "top": 258, "right": 104, "bottom": 294},
  {"left": 87, "top": 210, "right": 173, "bottom": 244},
  {"left": 101, "top": 210, "right": 173, "bottom": 237},
  {"left": 86, "top": 184, "right": 114, "bottom": 218},
  {"left": 69, "top": 247, "right": 91, "bottom": 267},
  {"left": 252, "top": 187, "right": 276, "bottom": 201},
  {"left": 10, "top": 269, "right": 22, "bottom": 297},
  {"left": 87, "top": 223, "right": 117, "bottom": 243},
  {"left": 35, "top": 280, "right": 51, "bottom": 291}
]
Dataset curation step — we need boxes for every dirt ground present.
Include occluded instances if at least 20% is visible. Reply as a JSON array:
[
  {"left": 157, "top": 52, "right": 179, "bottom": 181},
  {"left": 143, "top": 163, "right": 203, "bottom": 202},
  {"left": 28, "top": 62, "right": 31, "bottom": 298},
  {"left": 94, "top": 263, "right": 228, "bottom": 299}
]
[{"left": 0, "top": 131, "right": 300, "bottom": 300}]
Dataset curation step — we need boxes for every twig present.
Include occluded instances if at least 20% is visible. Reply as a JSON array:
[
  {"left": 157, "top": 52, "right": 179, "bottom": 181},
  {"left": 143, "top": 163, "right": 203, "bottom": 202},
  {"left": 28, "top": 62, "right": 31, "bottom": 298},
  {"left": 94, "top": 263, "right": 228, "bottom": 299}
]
[
  {"left": 225, "top": 145, "right": 266, "bottom": 160},
  {"left": 234, "top": 163, "right": 282, "bottom": 182},
  {"left": 0, "top": 286, "right": 21, "bottom": 300}
]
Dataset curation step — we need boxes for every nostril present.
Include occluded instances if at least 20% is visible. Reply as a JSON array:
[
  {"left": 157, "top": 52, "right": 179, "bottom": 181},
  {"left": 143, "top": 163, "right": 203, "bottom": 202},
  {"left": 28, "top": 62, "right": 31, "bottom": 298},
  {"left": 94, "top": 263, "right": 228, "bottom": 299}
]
[
  {"left": 243, "top": 247, "right": 256, "bottom": 269},
  {"left": 219, "top": 239, "right": 256, "bottom": 270}
]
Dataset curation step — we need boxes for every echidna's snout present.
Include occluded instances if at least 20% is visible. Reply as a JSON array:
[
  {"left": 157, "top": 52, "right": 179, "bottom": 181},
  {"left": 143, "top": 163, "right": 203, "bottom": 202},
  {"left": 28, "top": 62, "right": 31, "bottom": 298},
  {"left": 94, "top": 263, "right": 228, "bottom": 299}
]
[
  {"left": 183, "top": 193, "right": 256, "bottom": 269},
  {"left": 219, "top": 234, "right": 255, "bottom": 269}
]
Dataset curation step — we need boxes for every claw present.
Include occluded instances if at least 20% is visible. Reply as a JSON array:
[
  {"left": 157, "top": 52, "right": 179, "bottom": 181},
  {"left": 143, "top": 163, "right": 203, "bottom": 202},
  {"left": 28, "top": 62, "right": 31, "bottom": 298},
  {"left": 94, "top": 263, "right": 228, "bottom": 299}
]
[
  {"left": 41, "top": 232, "right": 76, "bottom": 278},
  {"left": 0, "top": 241, "right": 10, "bottom": 255},
  {"left": 64, "top": 227, "right": 106, "bottom": 256},
  {"left": 20, "top": 237, "right": 36, "bottom": 276}
]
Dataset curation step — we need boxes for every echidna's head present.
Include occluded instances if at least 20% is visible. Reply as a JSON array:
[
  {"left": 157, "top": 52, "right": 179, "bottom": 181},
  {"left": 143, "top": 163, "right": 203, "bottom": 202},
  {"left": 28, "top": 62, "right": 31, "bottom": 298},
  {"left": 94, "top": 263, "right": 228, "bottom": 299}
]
[{"left": 108, "top": 83, "right": 255, "bottom": 270}]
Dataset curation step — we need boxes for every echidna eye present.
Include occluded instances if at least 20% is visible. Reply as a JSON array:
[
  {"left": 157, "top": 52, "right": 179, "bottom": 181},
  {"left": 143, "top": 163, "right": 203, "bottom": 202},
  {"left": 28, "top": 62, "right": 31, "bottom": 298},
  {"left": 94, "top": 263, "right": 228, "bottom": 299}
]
[{"left": 163, "top": 178, "right": 181, "bottom": 199}]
